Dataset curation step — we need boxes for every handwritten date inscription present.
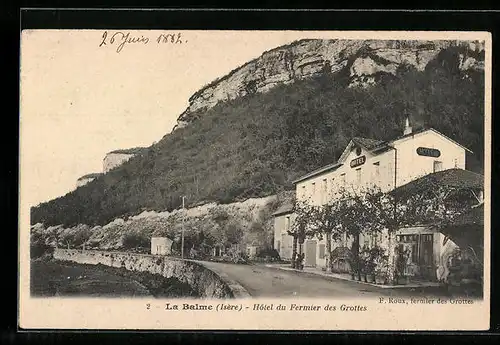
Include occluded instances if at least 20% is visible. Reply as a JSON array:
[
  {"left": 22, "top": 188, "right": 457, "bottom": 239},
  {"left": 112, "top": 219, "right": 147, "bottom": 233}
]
[{"left": 99, "top": 31, "right": 186, "bottom": 53}]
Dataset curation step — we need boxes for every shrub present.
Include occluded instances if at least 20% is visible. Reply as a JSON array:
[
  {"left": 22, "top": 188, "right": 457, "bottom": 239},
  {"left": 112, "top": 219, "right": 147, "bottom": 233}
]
[
  {"left": 256, "top": 247, "right": 280, "bottom": 261},
  {"left": 30, "top": 232, "right": 54, "bottom": 260},
  {"left": 122, "top": 232, "right": 150, "bottom": 250}
]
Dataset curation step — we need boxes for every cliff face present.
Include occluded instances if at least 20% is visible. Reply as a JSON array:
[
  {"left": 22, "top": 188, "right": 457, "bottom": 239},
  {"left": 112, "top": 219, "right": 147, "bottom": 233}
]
[
  {"left": 176, "top": 39, "right": 485, "bottom": 128},
  {"left": 103, "top": 147, "right": 147, "bottom": 173}
]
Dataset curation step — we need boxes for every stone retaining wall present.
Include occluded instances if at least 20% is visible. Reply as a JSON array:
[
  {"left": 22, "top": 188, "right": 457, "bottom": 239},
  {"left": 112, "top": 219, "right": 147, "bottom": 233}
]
[{"left": 53, "top": 249, "right": 248, "bottom": 299}]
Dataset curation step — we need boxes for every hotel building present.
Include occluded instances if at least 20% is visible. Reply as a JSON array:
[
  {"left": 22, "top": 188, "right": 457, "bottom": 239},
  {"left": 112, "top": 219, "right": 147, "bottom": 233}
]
[{"left": 274, "top": 119, "right": 483, "bottom": 282}]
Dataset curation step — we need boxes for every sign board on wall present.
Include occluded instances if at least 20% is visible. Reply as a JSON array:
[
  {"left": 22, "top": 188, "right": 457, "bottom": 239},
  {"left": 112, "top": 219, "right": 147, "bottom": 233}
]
[
  {"left": 416, "top": 147, "right": 441, "bottom": 158},
  {"left": 350, "top": 155, "right": 366, "bottom": 168}
]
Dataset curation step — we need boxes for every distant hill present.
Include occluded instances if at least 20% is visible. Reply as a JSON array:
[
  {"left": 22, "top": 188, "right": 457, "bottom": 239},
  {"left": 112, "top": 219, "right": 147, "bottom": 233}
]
[{"left": 31, "top": 40, "right": 485, "bottom": 227}]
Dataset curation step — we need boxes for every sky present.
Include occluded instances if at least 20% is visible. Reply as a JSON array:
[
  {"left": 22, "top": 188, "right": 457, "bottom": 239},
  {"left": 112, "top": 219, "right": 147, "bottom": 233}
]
[
  {"left": 20, "top": 30, "right": 490, "bottom": 208},
  {"left": 20, "top": 30, "right": 350, "bottom": 207}
]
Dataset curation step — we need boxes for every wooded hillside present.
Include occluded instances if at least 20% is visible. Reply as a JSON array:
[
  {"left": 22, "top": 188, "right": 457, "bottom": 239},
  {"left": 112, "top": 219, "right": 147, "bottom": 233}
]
[{"left": 31, "top": 47, "right": 484, "bottom": 227}]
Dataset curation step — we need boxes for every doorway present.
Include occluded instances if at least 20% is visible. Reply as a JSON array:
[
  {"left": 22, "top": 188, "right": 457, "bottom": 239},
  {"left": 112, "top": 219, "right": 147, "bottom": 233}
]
[
  {"left": 397, "top": 233, "right": 435, "bottom": 280},
  {"left": 305, "top": 240, "right": 317, "bottom": 267}
]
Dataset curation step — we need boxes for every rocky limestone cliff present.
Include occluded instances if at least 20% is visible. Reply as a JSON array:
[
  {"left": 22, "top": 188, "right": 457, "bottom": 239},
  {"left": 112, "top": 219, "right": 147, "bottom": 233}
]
[
  {"left": 175, "top": 39, "right": 485, "bottom": 128},
  {"left": 103, "top": 147, "right": 147, "bottom": 173}
]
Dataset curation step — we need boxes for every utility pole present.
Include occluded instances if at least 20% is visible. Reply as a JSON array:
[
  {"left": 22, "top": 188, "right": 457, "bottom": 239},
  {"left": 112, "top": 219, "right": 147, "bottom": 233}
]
[{"left": 181, "top": 196, "right": 186, "bottom": 259}]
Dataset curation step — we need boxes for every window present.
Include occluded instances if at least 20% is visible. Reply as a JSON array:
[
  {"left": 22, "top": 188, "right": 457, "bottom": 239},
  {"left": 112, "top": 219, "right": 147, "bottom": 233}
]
[
  {"left": 285, "top": 216, "right": 290, "bottom": 232},
  {"left": 311, "top": 182, "right": 316, "bottom": 202},
  {"left": 363, "top": 234, "right": 370, "bottom": 247},
  {"left": 355, "top": 168, "right": 362, "bottom": 185},
  {"left": 373, "top": 161, "right": 380, "bottom": 185},
  {"left": 396, "top": 235, "right": 419, "bottom": 264},
  {"left": 340, "top": 173, "right": 346, "bottom": 185},
  {"left": 387, "top": 161, "right": 394, "bottom": 188},
  {"left": 411, "top": 244, "right": 418, "bottom": 263},
  {"left": 319, "top": 244, "right": 326, "bottom": 259},
  {"left": 434, "top": 160, "right": 443, "bottom": 172},
  {"left": 398, "top": 234, "right": 418, "bottom": 243},
  {"left": 276, "top": 240, "right": 281, "bottom": 253},
  {"left": 421, "top": 234, "right": 433, "bottom": 242},
  {"left": 301, "top": 185, "right": 306, "bottom": 199},
  {"left": 322, "top": 178, "right": 327, "bottom": 203}
]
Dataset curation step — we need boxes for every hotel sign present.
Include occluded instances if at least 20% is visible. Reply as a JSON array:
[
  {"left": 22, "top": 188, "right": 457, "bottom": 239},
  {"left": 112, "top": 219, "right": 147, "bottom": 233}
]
[
  {"left": 350, "top": 155, "right": 366, "bottom": 168},
  {"left": 416, "top": 147, "right": 441, "bottom": 158}
]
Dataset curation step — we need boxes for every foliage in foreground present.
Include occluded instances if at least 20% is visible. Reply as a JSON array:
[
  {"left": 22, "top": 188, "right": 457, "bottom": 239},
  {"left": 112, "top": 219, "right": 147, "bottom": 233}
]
[{"left": 289, "top": 179, "right": 482, "bottom": 283}]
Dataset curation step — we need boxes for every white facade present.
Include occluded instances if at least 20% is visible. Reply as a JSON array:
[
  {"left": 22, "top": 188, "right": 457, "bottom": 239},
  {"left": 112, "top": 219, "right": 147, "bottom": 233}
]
[
  {"left": 276, "top": 122, "right": 471, "bottom": 280},
  {"left": 296, "top": 128, "right": 467, "bottom": 205},
  {"left": 273, "top": 212, "right": 295, "bottom": 260},
  {"left": 151, "top": 237, "right": 173, "bottom": 256}
]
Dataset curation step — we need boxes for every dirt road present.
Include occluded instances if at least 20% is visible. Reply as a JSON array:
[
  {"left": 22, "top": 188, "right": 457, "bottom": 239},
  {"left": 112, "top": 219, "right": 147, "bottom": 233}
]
[{"left": 200, "top": 261, "right": 448, "bottom": 298}]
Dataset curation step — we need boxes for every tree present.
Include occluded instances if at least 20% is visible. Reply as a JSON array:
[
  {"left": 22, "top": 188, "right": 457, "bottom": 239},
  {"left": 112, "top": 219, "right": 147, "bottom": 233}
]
[
  {"left": 339, "top": 177, "right": 482, "bottom": 284},
  {"left": 288, "top": 200, "right": 315, "bottom": 269},
  {"left": 306, "top": 199, "right": 349, "bottom": 272},
  {"left": 196, "top": 230, "right": 216, "bottom": 255},
  {"left": 30, "top": 230, "right": 53, "bottom": 259},
  {"left": 122, "top": 232, "right": 150, "bottom": 250},
  {"left": 331, "top": 187, "right": 384, "bottom": 280}
]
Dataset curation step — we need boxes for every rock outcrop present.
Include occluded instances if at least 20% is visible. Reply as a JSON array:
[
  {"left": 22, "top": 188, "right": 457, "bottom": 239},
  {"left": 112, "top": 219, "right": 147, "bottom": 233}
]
[
  {"left": 103, "top": 147, "right": 147, "bottom": 173},
  {"left": 76, "top": 173, "right": 102, "bottom": 188},
  {"left": 175, "top": 39, "right": 485, "bottom": 128}
]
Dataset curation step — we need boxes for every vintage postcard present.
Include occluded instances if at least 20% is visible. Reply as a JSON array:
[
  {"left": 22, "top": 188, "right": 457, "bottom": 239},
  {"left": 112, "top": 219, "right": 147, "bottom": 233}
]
[{"left": 19, "top": 30, "right": 491, "bottom": 330}]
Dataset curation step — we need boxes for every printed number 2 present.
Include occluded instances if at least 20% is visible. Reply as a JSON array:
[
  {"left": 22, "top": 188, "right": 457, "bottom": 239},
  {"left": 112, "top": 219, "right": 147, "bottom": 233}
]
[{"left": 146, "top": 303, "right": 151, "bottom": 310}]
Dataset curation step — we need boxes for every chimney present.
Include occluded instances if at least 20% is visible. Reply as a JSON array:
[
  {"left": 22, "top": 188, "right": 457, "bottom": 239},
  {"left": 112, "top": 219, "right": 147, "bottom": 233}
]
[{"left": 403, "top": 117, "right": 412, "bottom": 135}]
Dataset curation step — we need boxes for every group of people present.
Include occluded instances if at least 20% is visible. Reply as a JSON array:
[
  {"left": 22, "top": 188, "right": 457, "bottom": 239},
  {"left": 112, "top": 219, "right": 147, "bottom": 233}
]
[{"left": 293, "top": 252, "right": 305, "bottom": 270}]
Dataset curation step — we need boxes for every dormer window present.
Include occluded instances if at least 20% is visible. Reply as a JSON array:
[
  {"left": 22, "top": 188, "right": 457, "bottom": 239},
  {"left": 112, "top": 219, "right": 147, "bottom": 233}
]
[{"left": 355, "top": 146, "right": 362, "bottom": 156}]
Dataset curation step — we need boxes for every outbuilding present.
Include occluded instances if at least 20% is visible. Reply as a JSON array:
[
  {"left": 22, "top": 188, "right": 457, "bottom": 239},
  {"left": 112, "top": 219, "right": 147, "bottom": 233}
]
[{"left": 151, "top": 237, "right": 173, "bottom": 256}]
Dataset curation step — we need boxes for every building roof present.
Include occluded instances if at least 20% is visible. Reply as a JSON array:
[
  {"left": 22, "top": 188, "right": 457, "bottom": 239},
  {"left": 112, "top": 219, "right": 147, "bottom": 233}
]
[
  {"left": 434, "top": 204, "right": 484, "bottom": 249},
  {"left": 449, "top": 204, "right": 484, "bottom": 227},
  {"left": 292, "top": 162, "right": 342, "bottom": 184},
  {"left": 77, "top": 173, "right": 103, "bottom": 180},
  {"left": 151, "top": 236, "right": 174, "bottom": 241},
  {"left": 107, "top": 147, "right": 148, "bottom": 155},
  {"left": 352, "top": 137, "right": 386, "bottom": 150},
  {"left": 391, "top": 168, "right": 484, "bottom": 198},
  {"left": 389, "top": 127, "right": 473, "bottom": 153},
  {"left": 272, "top": 201, "right": 294, "bottom": 216}
]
